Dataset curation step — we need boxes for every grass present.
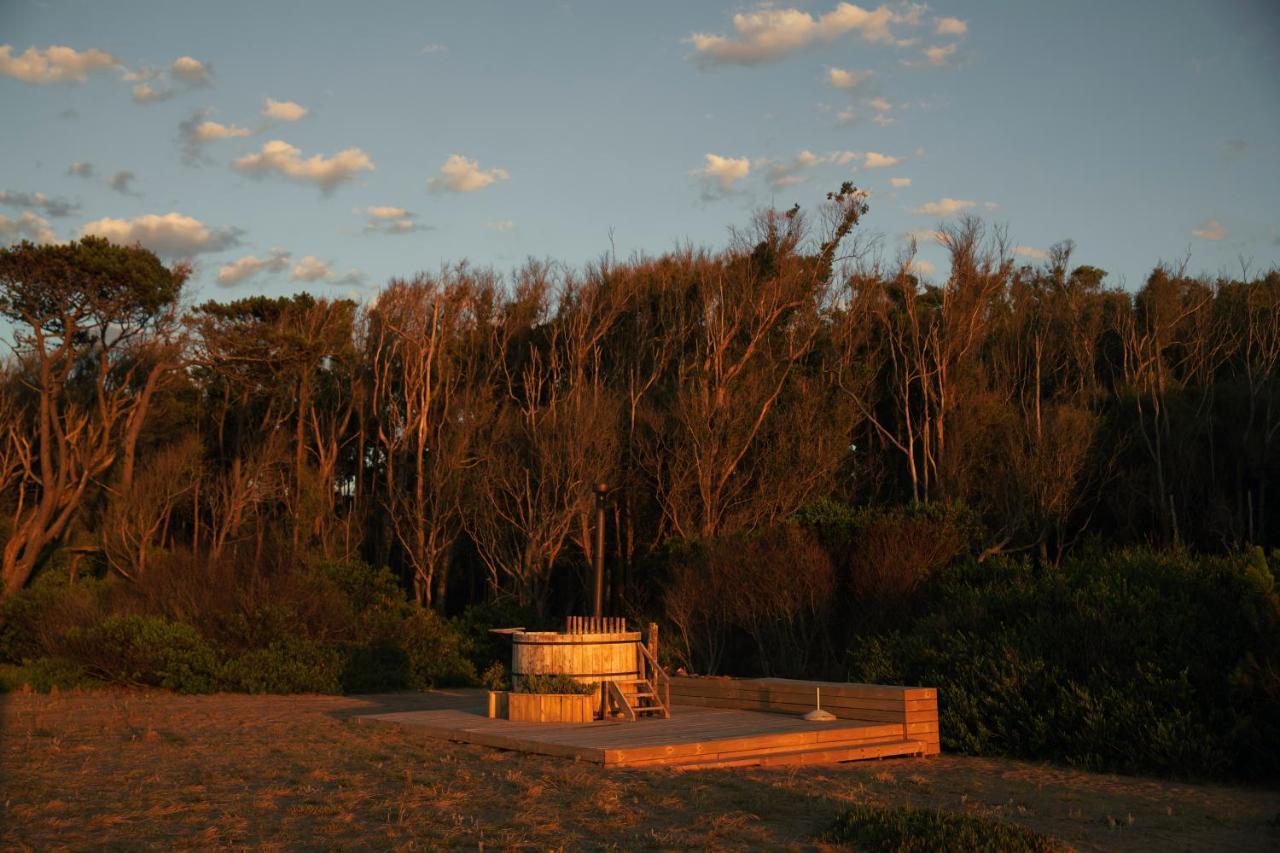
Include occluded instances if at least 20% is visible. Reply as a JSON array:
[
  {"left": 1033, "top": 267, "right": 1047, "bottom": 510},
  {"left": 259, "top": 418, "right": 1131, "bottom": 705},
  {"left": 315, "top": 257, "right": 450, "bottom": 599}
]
[
  {"left": 826, "top": 803, "right": 1059, "bottom": 852},
  {"left": 2, "top": 689, "right": 1278, "bottom": 850}
]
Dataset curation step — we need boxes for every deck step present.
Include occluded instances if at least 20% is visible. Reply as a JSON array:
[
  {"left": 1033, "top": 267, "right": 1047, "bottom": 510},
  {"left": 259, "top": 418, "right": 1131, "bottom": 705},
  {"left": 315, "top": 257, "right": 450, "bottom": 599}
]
[{"left": 623, "top": 739, "right": 928, "bottom": 770}]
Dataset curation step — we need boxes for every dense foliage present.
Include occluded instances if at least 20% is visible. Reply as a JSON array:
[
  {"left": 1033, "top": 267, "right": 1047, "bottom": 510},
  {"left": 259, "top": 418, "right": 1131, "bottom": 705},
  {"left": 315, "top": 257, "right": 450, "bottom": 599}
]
[{"left": 1, "top": 194, "right": 1278, "bottom": 781}]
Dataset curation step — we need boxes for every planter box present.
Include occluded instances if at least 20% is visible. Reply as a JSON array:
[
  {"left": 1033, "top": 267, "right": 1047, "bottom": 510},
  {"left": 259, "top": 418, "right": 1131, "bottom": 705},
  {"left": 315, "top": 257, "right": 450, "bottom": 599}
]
[{"left": 488, "top": 690, "right": 596, "bottom": 723}]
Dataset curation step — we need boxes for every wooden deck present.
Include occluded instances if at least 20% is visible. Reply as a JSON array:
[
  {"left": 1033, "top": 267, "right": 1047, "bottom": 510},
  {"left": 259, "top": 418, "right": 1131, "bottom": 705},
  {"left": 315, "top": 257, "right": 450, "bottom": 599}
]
[{"left": 354, "top": 688, "right": 929, "bottom": 769}]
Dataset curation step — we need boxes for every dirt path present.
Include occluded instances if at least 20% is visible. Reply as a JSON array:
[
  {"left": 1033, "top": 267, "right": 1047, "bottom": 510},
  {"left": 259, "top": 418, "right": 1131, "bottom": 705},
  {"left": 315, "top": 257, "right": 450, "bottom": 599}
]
[{"left": 2, "top": 690, "right": 1276, "bottom": 850}]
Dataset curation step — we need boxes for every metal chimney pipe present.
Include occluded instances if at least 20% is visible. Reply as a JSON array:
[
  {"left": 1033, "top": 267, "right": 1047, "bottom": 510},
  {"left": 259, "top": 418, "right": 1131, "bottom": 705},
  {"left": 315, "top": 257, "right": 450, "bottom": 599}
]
[{"left": 593, "top": 482, "right": 608, "bottom": 618}]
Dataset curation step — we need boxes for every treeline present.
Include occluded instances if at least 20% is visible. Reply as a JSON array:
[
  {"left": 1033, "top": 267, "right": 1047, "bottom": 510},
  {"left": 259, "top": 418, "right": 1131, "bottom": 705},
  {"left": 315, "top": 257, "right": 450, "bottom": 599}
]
[{"left": 1, "top": 188, "right": 1278, "bottom": 618}]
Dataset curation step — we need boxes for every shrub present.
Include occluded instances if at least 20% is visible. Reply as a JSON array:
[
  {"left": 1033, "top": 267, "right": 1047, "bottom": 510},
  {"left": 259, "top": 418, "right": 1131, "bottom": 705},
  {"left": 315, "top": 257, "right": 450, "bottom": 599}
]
[
  {"left": 514, "top": 673, "right": 596, "bottom": 695},
  {"left": 824, "top": 804, "right": 1059, "bottom": 852},
  {"left": 398, "top": 608, "right": 477, "bottom": 689},
  {"left": 219, "top": 636, "right": 342, "bottom": 694},
  {"left": 340, "top": 640, "right": 411, "bottom": 694},
  {"left": 0, "top": 657, "right": 92, "bottom": 693},
  {"left": 847, "top": 548, "right": 1280, "bottom": 780},
  {"left": 61, "top": 615, "right": 221, "bottom": 693}
]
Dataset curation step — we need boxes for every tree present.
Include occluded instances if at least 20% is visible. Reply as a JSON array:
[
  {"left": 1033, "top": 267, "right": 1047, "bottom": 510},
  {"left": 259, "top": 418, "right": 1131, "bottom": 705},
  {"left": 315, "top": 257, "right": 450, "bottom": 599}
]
[{"left": 0, "top": 237, "right": 185, "bottom": 600}]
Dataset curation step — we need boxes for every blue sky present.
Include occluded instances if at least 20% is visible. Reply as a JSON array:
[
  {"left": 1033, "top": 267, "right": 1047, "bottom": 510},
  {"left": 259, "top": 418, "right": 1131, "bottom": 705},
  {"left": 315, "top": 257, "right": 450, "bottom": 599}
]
[{"left": 1, "top": 0, "right": 1277, "bottom": 300}]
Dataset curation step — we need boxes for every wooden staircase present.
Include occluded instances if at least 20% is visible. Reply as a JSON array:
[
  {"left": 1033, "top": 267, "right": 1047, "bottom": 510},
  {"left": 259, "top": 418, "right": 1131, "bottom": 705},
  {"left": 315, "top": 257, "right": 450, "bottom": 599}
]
[{"left": 604, "top": 625, "right": 669, "bottom": 721}]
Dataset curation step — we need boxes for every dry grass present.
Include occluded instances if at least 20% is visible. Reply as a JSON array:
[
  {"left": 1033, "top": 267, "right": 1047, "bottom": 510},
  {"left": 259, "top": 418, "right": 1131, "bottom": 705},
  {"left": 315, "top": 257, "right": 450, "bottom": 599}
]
[{"left": 2, "top": 690, "right": 1278, "bottom": 850}]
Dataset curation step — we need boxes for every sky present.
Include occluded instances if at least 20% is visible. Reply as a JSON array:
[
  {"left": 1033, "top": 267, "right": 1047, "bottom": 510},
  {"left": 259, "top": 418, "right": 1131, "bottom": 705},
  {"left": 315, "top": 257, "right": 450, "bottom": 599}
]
[{"left": 1, "top": 0, "right": 1278, "bottom": 302}]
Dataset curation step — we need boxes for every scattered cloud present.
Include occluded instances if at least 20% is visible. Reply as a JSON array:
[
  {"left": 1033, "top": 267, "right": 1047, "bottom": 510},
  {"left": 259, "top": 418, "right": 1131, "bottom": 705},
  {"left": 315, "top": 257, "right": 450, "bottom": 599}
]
[
  {"left": 760, "top": 150, "right": 857, "bottom": 189},
  {"left": 1192, "top": 219, "right": 1227, "bottom": 241},
  {"left": 67, "top": 161, "right": 94, "bottom": 178},
  {"left": 420, "top": 43, "right": 448, "bottom": 55},
  {"left": 835, "top": 107, "right": 858, "bottom": 125},
  {"left": 912, "top": 197, "right": 975, "bottom": 216},
  {"left": 131, "top": 56, "right": 212, "bottom": 103},
  {"left": 233, "top": 140, "right": 375, "bottom": 193},
  {"left": 902, "top": 228, "right": 943, "bottom": 245},
  {"left": 909, "top": 258, "right": 935, "bottom": 276},
  {"left": 170, "top": 56, "right": 211, "bottom": 86},
  {"left": 0, "top": 190, "right": 78, "bottom": 217},
  {"left": 692, "top": 153, "right": 751, "bottom": 198},
  {"left": 934, "top": 17, "right": 967, "bottom": 36},
  {"left": 216, "top": 248, "right": 291, "bottom": 286},
  {"left": 889, "top": 177, "right": 911, "bottom": 188},
  {"left": 904, "top": 43, "right": 960, "bottom": 68},
  {"left": 688, "top": 3, "right": 912, "bottom": 66},
  {"left": 357, "top": 205, "right": 429, "bottom": 235},
  {"left": 290, "top": 255, "right": 365, "bottom": 285},
  {"left": 79, "top": 212, "right": 239, "bottom": 258},
  {"left": 1014, "top": 245, "right": 1050, "bottom": 260},
  {"left": 0, "top": 44, "right": 120, "bottom": 84},
  {"left": 485, "top": 219, "right": 516, "bottom": 232},
  {"left": 862, "top": 151, "right": 899, "bottom": 168},
  {"left": 427, "top": 154, "right": 509, "bottom": 193},
  {"left": 827, "top": 67, "right": 872, "bottom": 90},
  {"left": 108, "top": 170, "right": 140, "bottom": 195},
  {"left": 0, "top": 211, "right": 58, "bottom": 244},
  {"left": 179, "top": 109, "right": 253, "bottom": 165},
  {"left": 983, "top": 201, "right": 1000, "bottom": 211},
  {"left": 868, "top": 97, "right": 892, "bottom": 113},
  {"left": 261, "top": 97, "right": 308, "bottom": 122}
]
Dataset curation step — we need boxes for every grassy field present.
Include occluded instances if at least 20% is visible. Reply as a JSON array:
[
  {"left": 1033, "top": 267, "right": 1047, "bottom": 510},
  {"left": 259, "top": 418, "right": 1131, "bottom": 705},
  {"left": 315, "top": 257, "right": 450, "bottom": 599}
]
[{"left": 2, "top": 690, "right": 1277, "bottom": 850}]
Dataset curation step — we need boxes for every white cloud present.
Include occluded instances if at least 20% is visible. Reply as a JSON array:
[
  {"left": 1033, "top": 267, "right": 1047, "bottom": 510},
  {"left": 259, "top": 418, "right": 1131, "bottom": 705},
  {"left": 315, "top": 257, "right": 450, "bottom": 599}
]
[
  {"left": 692, "top": 153, "right": 751, "bottom": 197},
  {"left": 67, "top": 161, "right": 94, "bottom": 178},
  {"left": 827, "top": 67, "right": 871, "bottom": 90},
  {"left": 233, "top": 140, "right": 375, "bottom": 193},
  {"left": 1014, "top": 246, "right": 1049, "bottom": 261},
  {"left": 761, "top": 150, "right": 857, "bottom": 189},
  {"left": 193, "top": 119, "right": 251, "bottom": 141},
  {"left": 909, "top": 258, "right": 935, "bottom": 276},
  {"left": 903, "top": 228, "right": 944, "bottom": 244},
  {"left": 862, "top": 152, "right": 899, "bottom": 168},
  {"left": 688, "top": 3, "right": 912, "bottom": 66},
  {"left": 912, "top": 197, "right": 975, "bottom": 216},
  {"left": 984, "top": 201, "right": 1000, "bottom": 211},
  {"left": 934, "top": 17, "right": 968, "bottom": 36},
  {"left": 261, "top": 97, "right": 308, "bottom": 122},
  {"left": 836, "top": 107, "right": 857, "bottom": 125},
  {"left": 485, "top": 219, "right": 516, "bottom": 232},
  {"left": 0, "top": 190, "right": 78, "bottom": 217},
  {"left": 130, "top": 56, "right": 213, "bottom": 103},
  {"left": 906, "top": 43, "right": 960, "bottom": 68},
  {"left": 868, "top": 97, "right": 892, "bottom": 113},
  {"left": 0, "top": 211, "right": 57, "bottom": 244},
  {"left": 290, "top": 255, "right": 364, "bottom": 285},
  {"left": 170, "top": 56, "right": 211, "bottom": 85},
  {"left": 427, "top": 154, "right": 509, "bottom": 193},
  {"left": 0, "top": 44, "right": 119, "bottom": 83},
  {"left": 217, "top": 248, "right": 291, "bottom": 286},
  {"left": 79, "top": 212, "right": 239, "bottom": 258},
  {"left": 357, "top": 206, "right": 428, "bottom": 235},
  {"left": 179, "top": 109, "right": 254, "bottom": 165},
  {"left": 889, "top": 177, "right": 911, "bottom": 188},
  {"left": 1192, "top": 219, "right": 1227, "bottom": 241},
  {"left": 291, "top": 255, "right": 332, "bottom": 281}
]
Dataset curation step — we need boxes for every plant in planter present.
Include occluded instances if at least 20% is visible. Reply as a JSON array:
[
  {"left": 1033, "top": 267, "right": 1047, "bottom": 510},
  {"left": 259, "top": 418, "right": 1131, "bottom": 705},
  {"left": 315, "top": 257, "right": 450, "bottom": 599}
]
[{"left": 489, "top": 672, "right": 599, "bottom": 722}]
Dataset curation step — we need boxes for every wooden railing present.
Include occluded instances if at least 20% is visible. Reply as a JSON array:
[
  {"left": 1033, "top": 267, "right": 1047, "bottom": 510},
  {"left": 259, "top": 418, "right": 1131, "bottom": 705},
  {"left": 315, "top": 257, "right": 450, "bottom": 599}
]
[{"left": 637, "top": 640, "right": 669, "bottom": 717}]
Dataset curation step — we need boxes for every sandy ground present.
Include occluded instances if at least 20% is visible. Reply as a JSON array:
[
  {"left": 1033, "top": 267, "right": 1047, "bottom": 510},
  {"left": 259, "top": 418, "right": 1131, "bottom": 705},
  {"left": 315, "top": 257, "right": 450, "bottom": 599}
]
[{"left": 1, "top": 689, "right": 1277, "bottom": 850}]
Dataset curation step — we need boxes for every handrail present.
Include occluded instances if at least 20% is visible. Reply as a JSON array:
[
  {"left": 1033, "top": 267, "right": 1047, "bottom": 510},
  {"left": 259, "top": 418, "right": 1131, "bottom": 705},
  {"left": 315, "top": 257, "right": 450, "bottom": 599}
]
[{"left": 636, "top": 640, "right": 669, "bottom": 714}]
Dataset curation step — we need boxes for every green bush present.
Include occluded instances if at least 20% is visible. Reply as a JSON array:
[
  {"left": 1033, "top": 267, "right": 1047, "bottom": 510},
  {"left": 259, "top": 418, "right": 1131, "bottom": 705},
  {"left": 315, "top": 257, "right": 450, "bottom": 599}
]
[
  {"left": 514, "top": 673, "right": 596, "bottom": 695},
  {"left": 847, "top": 548, "right": 1280, "bottom": 780},
  {"left": 61, "top": 615, "right": 221, "bottom": 693},
  {"left": 825, "top": 803, "right": 1059, "bottom": 852},
  {"left": 398, "top": 607, "right": 477, "bottom": 689},
  {"left": 219, "top": 636, "right": 342, "bottom": 694},
  {"left": 0, "top": 657, "right": 92, "bottom": 693},
  {"left": 340, "top": 640, "right": 411, "bottom": 694}
]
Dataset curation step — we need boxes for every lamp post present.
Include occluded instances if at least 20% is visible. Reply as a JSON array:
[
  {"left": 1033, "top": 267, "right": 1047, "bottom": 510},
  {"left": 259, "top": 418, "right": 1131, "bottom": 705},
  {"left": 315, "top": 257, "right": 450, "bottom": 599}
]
[{"left": 593, "top": 481, "right": 608, "bottom": 619}]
